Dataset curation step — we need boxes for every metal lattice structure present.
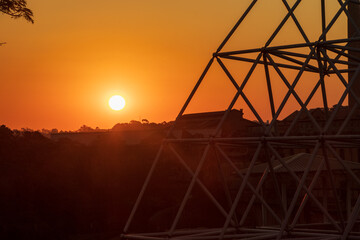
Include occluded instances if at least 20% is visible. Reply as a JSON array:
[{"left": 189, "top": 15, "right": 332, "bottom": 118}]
[{"left": 122, "top": 1, "right": 360, "bottom": 239}]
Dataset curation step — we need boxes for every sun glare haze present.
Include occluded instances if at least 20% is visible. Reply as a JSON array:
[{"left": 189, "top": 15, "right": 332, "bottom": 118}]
[{"left": 0, "top": 0, "right": 347, "bottom": 130}]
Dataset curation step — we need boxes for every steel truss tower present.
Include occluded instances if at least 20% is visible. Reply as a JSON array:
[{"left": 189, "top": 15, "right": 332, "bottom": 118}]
[{"left": 122, "top": 1, "right": 360, "bottom": 239}]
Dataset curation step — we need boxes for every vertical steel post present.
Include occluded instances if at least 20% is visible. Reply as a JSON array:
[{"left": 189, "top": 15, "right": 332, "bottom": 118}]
[{"left": 348, "top": 0, "right": 360, "bottom": 108}]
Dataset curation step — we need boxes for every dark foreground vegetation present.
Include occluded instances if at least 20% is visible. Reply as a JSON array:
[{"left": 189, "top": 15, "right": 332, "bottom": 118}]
[
  {"left": 0, "top": 124, "right": 225, "bottom": 240},
  {"left": 0, "top": 125, "right": 159, "bottom": 239}
]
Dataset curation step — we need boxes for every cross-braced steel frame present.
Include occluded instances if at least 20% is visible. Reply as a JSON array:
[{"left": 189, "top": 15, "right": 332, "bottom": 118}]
[{"left": 122, "top": 1, "right": 360, "bottom": 239}]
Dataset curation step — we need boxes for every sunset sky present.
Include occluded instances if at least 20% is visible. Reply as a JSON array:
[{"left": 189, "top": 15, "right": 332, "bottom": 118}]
[{"left": 0, "top": 0, "right": 348, "bottom": 131}]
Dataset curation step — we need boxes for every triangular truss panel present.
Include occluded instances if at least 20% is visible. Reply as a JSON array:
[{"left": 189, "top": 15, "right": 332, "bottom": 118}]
[
  {"left": 183, "top": 62, "right": 239, "bottom": 115},
  {"left": 122, "top": 1, "right": 360, "bottom": 239}
]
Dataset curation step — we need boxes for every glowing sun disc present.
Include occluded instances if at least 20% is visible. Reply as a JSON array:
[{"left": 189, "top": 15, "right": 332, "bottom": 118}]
[{"left": 109, "top": 95, "right": 126, "bottom": 111}]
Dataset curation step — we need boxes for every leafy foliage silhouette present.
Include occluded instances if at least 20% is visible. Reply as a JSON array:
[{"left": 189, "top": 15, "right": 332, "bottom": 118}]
[{"left": 0, "top": 0, "right": 33, "bottom": 23}]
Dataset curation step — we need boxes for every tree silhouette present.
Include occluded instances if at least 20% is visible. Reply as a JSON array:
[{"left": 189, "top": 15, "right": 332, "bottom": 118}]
[{"left": 0, "top": 0, "right": 33, "bottom": 23}]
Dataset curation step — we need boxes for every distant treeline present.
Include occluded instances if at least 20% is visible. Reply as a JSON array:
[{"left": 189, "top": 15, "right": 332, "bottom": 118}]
[
  {"left": 28, "top": 120, "right": 174, "bottom": 136},
  {"left": 111, "top": 120, "right": 173, "bottom": 131}
]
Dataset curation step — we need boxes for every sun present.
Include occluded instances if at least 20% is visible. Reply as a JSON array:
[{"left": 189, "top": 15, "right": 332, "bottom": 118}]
[{"left": 109, "top": 95, "right": 126, "bottom": 111}]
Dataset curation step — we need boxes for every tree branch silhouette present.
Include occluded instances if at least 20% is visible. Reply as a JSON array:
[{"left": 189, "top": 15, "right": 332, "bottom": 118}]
[{"left": 0, "top": 0, "right": 33, "bottom": 23}]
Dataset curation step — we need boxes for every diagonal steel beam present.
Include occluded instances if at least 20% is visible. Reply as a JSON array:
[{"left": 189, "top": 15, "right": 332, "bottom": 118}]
[
  {"left": 123, "top": 145, "right": 165, "bottom": 233},
  {"left": 320, "top": 51, "right": 360, "bottom": 133},
  {"left": 265, "top": 46, "right": 317, "bottom": 136},
  {"left": 267, "top": 143, "right": 342, "bottom": 233},
  {"left": 337, "top": 0, "right": 360, "bottom": 35},
  {"left": 212, "top": 53, "right": 263, "bottom": 138},
  {"left": 325, "top": 142, "right": 360, "bottom": 186},
  {"left": 274, "top": 142, "right": 322, "bottom": 239},
  {"left": 315, "top": 47, "right": 329, "bottom": 115},
  {"left": 326, "top": 45, "right": 360, "bottom": 63},
  {"left": 270, "top": 51, "right": 319, "bottom": 71},
  {"left": 281, "top": 0, "right": 311, "bottom": 48},
  {"left": 219, "top": 143, "right": 263, "bottom": 239},
  {"left": 283, "top": 79, "right": 322, "bottom": 137},
  {"left": 263, "top": 54, "right": 277, "bottom": 122},
  {"left": 289, "top": 156, "right": 325, "bottom": 229},
  {"left": 215, "top": 143, "right": 282, "bottom": 225},
  {"left": 322, "top": 143, "right": 346, "bottom": 229},
  {"left": 168, "top": 144, "right": 237, "bottom": 227},
  {"left": 318, "top": 0, "right": 350, "bottom": 42},
  {"left": 265, "top": 0, "right": 302, "bottom": 47},
  {"left": 266, "top": 53, "right": 323, "bottom": 133},
  {"left": 219, "top": 54, "right": 319, "bottom": 72},
  {"left": 216, "top": 57, "right": 267, "bottom": 129},
  {"left": 216, "top": 0, "right": 258, "bottom": 53},
  {"left": 169, "top": 144, "right": 212, "bottom": 235},
  {"left": 337, "top": 101, "right": 359, "bottom": 135},
  {"left": 167, "top": 57, "right": 214, "bottom": 138},
  {"left": 341, "top": 193, "right": 360, "bottom": 240}
]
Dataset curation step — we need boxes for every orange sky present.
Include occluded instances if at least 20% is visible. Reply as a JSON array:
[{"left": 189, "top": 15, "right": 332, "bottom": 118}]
[{"left": 0, "top": 0, "right": 348, "bottom": 131}]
